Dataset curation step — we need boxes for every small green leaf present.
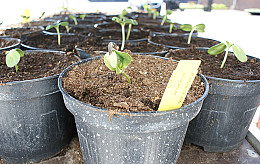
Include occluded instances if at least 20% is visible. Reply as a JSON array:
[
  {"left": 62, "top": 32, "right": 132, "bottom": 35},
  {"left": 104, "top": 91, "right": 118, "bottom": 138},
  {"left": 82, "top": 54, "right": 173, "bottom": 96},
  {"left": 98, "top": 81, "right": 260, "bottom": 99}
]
[
  {"left": 60, "top": 22, "right": 69, "bottom": 27},
  {"left": 208, "top": 43, "right": 226, "bottom": 55},
  {"left": 16, "top": 49, "right": 24, "bottom": 57},
  {"left": 166, "top": 9, "right": 172, "bottom": 15},
  {"left": 69, "top": 15, "right": 76, "bottom": 19},
  {"left": 195, "top": 24, "right": 205, "bottom": 32},
  {"left": 112, "top": 17, "right": 122, "bottom": 24},
  {"left": 180, "top": 24, "right": 192, "bottom": 32},
  {"left": 46, "top": 24, "right": 55, "bottom": 30},
  {"left": 6, "top": 49, "right": 23, "bottom": 67},
  {"left": 114, "top": 50, "right": 132, "bottom": 70},
  {"left": 104, "top": 52, "right": 117, "bottom": 71},
  {"left": 232, "top": 44, "right": 247, "bottom": 62},
  {"left": 121, "top": 9, "right": 128, "bottom": 16}
]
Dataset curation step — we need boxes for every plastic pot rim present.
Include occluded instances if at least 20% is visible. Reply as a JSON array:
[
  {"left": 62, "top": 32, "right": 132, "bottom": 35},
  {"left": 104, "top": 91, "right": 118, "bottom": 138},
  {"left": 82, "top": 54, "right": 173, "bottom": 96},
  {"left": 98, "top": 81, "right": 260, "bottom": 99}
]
[
  {"left": 0, "top": 37, "right": 21, "bottom": 51},
  {"left": 58, "top": 55, "right": 209, "bottom": 117}
]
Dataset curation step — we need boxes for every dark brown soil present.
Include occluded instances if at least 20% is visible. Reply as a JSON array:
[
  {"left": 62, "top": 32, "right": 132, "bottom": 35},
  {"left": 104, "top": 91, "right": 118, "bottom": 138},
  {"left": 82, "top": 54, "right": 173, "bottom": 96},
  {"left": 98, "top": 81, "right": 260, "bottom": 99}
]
[
  {"left": 142, "top": 26, "right": 190, "bottom": 35},
  {"left": 68, "top": 19, "right": 103, "bottom": 26},
  {"left": 150, "top": 35, "right": 220, "bottom": 48},
  {"left": 0, "top": 51, "right": 79, "bottom": 83},
  {"left": 78, "top": 40, "right": 168, "bottom": 55},
  {"left": 165, "top": 47, "right": 260, "bottom": 80},
  {"left": 22, "top": 20, "right": 57, "bottom": 27},
  {"left": 45, "top": 26, "right": 95, "bottom": 35},
  {"left": 0, "top": 38, "right": 19, "bottom": 48},
  {"left": 0, "top": 27, "right": 43, "bottom": 38},
  {"left": 62, "top": 54, "right": 205, "bottom": 113},
  {"left": 97, "top": 30, "right": 149, "bottom": 41},
  {"left": 22, "top": 33, "right": 87, "bottom": 52}
]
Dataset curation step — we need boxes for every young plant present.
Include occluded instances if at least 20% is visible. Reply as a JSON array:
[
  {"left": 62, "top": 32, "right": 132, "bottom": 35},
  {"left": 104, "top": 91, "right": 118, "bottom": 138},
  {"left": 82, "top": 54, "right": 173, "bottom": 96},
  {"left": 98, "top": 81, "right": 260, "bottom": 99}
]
[
  {"left": 153, "top": 10, "right": 159, "bottom": 20},
  {"left": 79, "top": 14, "right": 87, "bottom": 20},
  {"left": 208, "top": 41, "right": 247, "bottom": 68},
  {"left": 180, "top": 24, "right": 205, "bottom": 44},
  {"left": 166, "top": 20, "right": 177, "bottom": 33},
  {"left": 119, "top": 9, "right": 128, "bottom": 19},
  {"left": 39, "top": 12, "right": 45, "bottom": 19},
  {"left": 5, "top": 48, "right": 24, "bottom": 72},
  {"left": 104, "top": 42, "right": 132, "bottom": 83},
  {"left": 111, "top": 16, "right": 127, "bottom": 50},
  {"left": 143, "top": 4, "right": 152, "bottom": 16},
  {"left": 21, "top": 15, "right": 30, "bottom": 26},
  {"left": 69, "top": 15, "right": 78, "bottom": 25},
  {"left": 45, "top": 22, "right": 69, "bottom": 45},
  {"left": 126, "top": 19, "right": 138, "bottom": 40},
  {"left": 161, "top": 9, "right": 172, "bottom": 26}
]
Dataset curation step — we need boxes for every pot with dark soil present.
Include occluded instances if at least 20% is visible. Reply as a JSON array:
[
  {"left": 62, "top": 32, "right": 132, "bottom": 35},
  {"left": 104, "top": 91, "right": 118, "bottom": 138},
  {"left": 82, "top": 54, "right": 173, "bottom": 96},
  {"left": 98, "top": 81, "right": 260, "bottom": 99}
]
[
  {"left": 0, "top": 26, "right": 44, "bottom": 38},
  {"left": 0, "top": 37, "right": 20, "bottom": 52},
  {"left": 21, "top": 32, "right": 87, "bottom": 52},
  {"left": 166, "top": 47, "right": 260, "bottom": 152},
  {"left": 76, "top": 39, "right": 168, "bottom": 59},
  {"left": 0, "top": 49, "right": 79, "bottom": 163},
  {"left": 58, "top": 47, "right": 209, "bottom": 163},
  {"left": 43, "top": 25, "right": 95, "bottom": 36},
  {"left": 22, "top": 20, "right": 58, "bottom": 28},
  {"left": 149, "top": 34, "right": 220, "bottom": 49}
]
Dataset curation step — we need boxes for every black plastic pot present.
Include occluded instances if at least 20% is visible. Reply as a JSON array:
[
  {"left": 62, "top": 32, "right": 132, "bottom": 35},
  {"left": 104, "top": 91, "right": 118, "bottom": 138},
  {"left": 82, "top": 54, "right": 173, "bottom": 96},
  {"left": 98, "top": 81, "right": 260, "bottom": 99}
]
[
  {"left": 148, "top": 34, "right": 220, "bottom": 50},
  {"left": 0, "top": 50, "right": 75, "bottom": 163},
  {"left": 167, "top": 48, "right": 260, "bottom": 152},
  {"left": 185, "top": 76, "right": 260, "bottom": 152},
  {"left": 0, "top": 37, "right": 21, "bottom": 52},
  {"left": 58, "top": 56, "right": 209, "bottom": 164}
]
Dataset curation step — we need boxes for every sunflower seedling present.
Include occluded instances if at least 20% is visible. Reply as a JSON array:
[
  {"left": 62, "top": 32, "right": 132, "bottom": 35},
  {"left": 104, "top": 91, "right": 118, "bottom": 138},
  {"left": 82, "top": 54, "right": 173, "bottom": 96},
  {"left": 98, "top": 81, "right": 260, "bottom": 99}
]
[
  {"left": 166, "top": 20, "right": 177, "bottom": 33},
  {"left": 180, "top": 24, "right": 205, "bottom": 44},
  {"left": 153, "top": 10, "right": 159, "bottom": 20},
  {"left": 161, "top": 9, "right": 172, "bottom": 26},
  {"left": 21, "top": 15, "right": 31, "bottom": 26},
  {"left": 79, "top": 14, "right": 87, "bottom": 20},
  {"left": 5, "top": 48, "right": 24, "bottom": 72},
  {"left": 46, "top": 22, "right": 69, "bottom": 45},
  {"left": 208, "top": 41, "right": 247, "bottom": 68},
  {"left": 104, "top": 42, "right": 132, "bottom": 83},
  {"left": 126, "top": 19, "right": 138, "bottom": 40},
  {"left": 39, "top": 12, "right": 45, "bottom": 19},
  {"left": 143, "top": 4, "right": 152, "bottom": 16},
  {"left": 69, "top": 15, "right": 78, "bottom": 25}
]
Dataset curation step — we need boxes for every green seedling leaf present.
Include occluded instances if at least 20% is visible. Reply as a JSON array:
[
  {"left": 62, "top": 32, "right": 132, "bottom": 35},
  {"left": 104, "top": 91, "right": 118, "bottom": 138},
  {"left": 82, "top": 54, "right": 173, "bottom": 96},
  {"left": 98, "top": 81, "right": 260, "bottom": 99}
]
[
  {"left": 104, "top": 42, "right": 132, "bottom": 83},
  {"left": 208, "top": 41, "right": 247, "bottom": 68},
  {"left": 79, "top": 14, "right": 87, "bottom": 20},
  {"left": 232, "top": 44, "right": 247, "bottom": 62},
  {"left": 69, "top": 15, "right": 78, "bottom": 25},
  {"left": 60, "top": 21, "right": 69, "bottom": 27},
  {"left": 6, "top": 49, "right": 24, "bottom": 72},
  {"left": 180, "top": 24, "right": 192, "bottom": 32},
  {"left": 112, "top": 17, "right": 123, "bottom": 24},
  {"left": 153, "top": 10, "right": 159, "bottom": 19},
  {"left": 46, "top": 22, "right": 68, "bottom": 45},
  {"left": 39, "top": 12, "right": 45, "bottom": 19},
  {"left": 166, "top": 9, "right": 172, "bottom": 15},
  {"left": 195, "top": 24, "right": 205, "bottom": 32},
  {"left": 208, "top": 43, "right": 226, "bottom": 55}
]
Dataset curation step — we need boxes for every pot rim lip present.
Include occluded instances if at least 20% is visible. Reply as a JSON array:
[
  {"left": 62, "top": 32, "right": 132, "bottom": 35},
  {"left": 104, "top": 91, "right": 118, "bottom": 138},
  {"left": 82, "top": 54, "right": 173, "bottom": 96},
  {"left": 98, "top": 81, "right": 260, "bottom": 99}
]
[
  {"left": 58, "top": 55, "right": 209, "bottom": 116},
  {"left": 1, "top": 50, "right": 66, "bottom": 85},
  {"left": 170, "top": 47, "right": 260, "bottom": 83},
  {"left": 0, "top": 37, "right": 21, "bottom": 50}
]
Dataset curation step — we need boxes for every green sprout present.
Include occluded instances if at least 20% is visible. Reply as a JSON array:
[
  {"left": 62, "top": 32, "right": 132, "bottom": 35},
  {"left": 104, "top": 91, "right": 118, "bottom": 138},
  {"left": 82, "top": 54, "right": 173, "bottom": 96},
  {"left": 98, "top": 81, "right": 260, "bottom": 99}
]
[
  {"left": 39, "top": 12, "right": 45, "bottom": 19},
  {"left": 143, "top": 4, "right": 152, "bottom": 16},
  {"left": 166, "top": 20, "right": 177, "bottom": 33},
  {"left": 208, "top": 41, "right": 247, "bottom": 68},
  {"left": 180, "top": 24, "right": 205, "bottom": 44},
  {"left": 5, "top": 49, "right": 24, "bottom": 72},
  {"left": 119, "top": 9, "right": 128, "bottom": 19},
  {"left": 126, "top": 19, "right": 138, "bottom": 40},
  {"left": 161, "top": 9, "right": 172, "bottom": 26},
  {"left": 104, "top": 42, "right": 132, "bottom": 83},
  {"left": 69, "top": 15, "right": 78, "bottom": 25},
  {"left": 21, "top": 15, "right": 31, "bottom": 26},
  {"left": 79, "top": 14, "right": 87, "bottom": 20},
  {"left": 153, "top": 10, "right": 159, "bottom": 20},
  {"left": 46, "top": 22, "right": 69, "bottom": 45}
]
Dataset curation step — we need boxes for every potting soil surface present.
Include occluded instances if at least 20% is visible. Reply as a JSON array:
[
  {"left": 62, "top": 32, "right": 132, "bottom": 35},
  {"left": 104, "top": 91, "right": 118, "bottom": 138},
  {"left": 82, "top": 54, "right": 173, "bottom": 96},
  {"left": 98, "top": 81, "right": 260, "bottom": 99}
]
[{"left": 1, "top": 134, "right": 259, "bottom": 164}]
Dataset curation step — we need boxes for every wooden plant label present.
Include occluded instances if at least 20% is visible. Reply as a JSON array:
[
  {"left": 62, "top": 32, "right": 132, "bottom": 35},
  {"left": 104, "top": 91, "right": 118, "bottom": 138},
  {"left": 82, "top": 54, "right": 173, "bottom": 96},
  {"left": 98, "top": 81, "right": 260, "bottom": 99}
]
[
  {"left": 23, "top": 9, "right": 30, "bottom": 23},
  {"left": 158, "top": 60, "right": 201, "bottom": 111}
]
